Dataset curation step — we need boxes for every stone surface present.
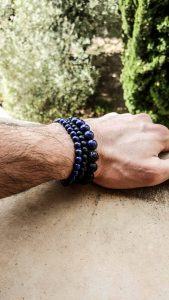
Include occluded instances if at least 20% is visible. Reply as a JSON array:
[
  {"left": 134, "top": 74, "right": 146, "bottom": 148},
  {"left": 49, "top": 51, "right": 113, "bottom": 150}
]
[
  {"left": 1, "top": 109, "right": 169, "bottom": 299},
  {"left": 1, "top": 181, "right": 169, "bottom": 300}
]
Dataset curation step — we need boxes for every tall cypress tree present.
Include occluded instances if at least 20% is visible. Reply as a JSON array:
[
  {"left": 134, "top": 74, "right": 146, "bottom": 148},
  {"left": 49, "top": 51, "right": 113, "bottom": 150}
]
[{"left": 119, "top": 0, "right": 169, "bottom": 126}]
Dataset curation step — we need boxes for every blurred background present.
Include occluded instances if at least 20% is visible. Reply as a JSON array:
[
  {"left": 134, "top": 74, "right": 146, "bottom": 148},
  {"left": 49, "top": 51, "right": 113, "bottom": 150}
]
[{"left": 0, "top": 0, "right": 168, "bottom": 125}]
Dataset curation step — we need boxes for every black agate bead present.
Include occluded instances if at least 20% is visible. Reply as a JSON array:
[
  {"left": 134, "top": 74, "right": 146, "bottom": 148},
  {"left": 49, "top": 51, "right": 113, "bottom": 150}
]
[
  {"left": 81, "top": 140, "right": 87, "bottom": 147},
  {"left": 82, "top": 147, "right": 88, "bottom": 154},
  {"left": 89, "top": 151, "right": 99, "bottom": 162},
  {"left": 79, "top": 135, "right": 85, "bottom": 141},
  {"left": 81, "top": 174, "right": 94, "bottom": 185},
  {"left": 88, "top": 163, "right": 97, "bottom": 173}
]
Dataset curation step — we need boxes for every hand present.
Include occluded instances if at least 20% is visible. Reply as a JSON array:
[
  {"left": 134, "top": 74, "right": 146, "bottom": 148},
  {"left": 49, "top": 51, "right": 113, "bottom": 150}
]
[{"left": 87, "top": 113, "right": 169, "bottom": 189}]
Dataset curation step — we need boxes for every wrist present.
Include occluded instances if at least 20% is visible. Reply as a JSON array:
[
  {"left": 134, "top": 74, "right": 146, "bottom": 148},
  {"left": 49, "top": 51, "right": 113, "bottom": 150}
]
[
  {"left": 45, "top": 123, "right": 74, "bottom": 180},
  {"left": 53, "top": 117, "right": 99, "bottom": 185}
]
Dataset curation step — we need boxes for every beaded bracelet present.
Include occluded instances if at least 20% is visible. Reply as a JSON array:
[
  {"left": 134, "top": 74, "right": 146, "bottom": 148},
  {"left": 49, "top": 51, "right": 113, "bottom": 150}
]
[{"left": 53, "top": 117, "right": 99, "bottom": 186}]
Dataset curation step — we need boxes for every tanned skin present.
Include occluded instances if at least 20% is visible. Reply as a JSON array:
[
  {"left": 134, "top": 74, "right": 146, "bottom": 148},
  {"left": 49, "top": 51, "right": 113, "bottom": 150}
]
[
  {"left": 0, "top": 122, "right": 74, "bottom": 198},
  {"left": 0, "top": 112, "right": 169, "bottom": 199}
]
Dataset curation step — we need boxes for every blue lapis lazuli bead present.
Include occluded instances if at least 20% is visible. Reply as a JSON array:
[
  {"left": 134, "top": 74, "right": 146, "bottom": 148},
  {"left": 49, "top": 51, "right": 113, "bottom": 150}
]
[
  {"left": 76, "top": 156, "right": 82, "bottom": 164},
  {"left": 62, "top": 120, "right": 67, "bottom": 126},
  {"left": 65, "top": 124, "right": 70, "bottom": 130},
  {"left": 75, "top": 119, "right": 85, "bottom": 127},
  {"left": 87, "top": 140, "right": 97, "bottom": 150},
  {"left": 74, "top": 164, "right": 81, "bottom": 171},
  {"left": 71, "top": 117, "right": 78, "bottom": 123},
  {"left": 59, "top": 118, "right": 65, "bottom": 124},
  {"left": 76, "top": 149, "right": 82, "bottom": 156},
  {"left": 84, "top": 130, "right": 94, "bottom": 140},
  {"left": 53, "top": 118, "right": 61, "bottom": 123},
  {"left": 74, "top": 142, "right": 81, "bottom": 149},
  {"left": 80, "top": 124, "right": 90, "bottom": 133},
  {"left": 67, "top": 127, "right": 73, "bottom": 134},
  {"left": 70, "top": 131, "right": 77, "bottom": 138},
  {"left": 72, "top": 136, "right": 80, "bottom": 143}
]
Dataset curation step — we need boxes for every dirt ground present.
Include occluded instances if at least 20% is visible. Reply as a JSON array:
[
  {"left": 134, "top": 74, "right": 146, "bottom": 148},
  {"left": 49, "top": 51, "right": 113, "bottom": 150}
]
[{"left": 85, "top": 37, "right": 127, "bottom": 117}]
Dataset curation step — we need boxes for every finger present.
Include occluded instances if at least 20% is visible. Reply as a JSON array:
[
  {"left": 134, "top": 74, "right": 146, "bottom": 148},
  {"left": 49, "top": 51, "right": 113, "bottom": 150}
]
[
  {"left": 152, "top": 124, "right": 169, "bottom": 151},
  {"left": 145, "top": 124, "right": 169, "bottom": 152},
  {"left": 151, "top": 124, "right": 169, "bottom": 135},
  {"left": 134, "top": 113, "right": 153, "bottom": 123},
  {"left": 150, "top": 157, "right": 169, "bottom": 185},
  {"left": 120, "top": 113, "right": 133, "bottom": 119}
]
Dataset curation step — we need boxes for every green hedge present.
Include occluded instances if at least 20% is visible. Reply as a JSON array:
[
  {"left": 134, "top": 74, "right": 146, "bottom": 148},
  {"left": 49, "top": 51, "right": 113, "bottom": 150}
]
[
  {"left": 0, "top": 0, "right": 117, "bottom": 122},
  {"left": 119, "top": 0, "right": 169, "bottom": 126}
]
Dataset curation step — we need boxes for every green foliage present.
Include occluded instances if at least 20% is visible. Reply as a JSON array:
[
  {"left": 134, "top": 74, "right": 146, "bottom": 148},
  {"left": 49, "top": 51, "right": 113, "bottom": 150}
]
[
  {"left": 119, "top": 0, "right": 169, "bottom": 126},
  {"left": 0, "top": 0, "right": 116, "bottom": 122}
]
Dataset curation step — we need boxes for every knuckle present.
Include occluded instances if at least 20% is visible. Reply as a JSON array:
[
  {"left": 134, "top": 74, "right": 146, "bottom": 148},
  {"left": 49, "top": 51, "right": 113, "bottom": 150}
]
[
  {"left": 139, "top": 113, "right": 149, "bottom": 118},
  {"left": 153, "top": 124, "right": 169, "bottom": 143},
  {"left": 154, "top": 124, "right": 169, "bottom": 134},
  {"left": 123, "top": 113, "right": 132, "bottom": 117},
  {"left": 101, "top": 112, "right": 118, "bottom": 120},
  {"left": 135, "top": 113, "right": 152, "bottom": 121}
]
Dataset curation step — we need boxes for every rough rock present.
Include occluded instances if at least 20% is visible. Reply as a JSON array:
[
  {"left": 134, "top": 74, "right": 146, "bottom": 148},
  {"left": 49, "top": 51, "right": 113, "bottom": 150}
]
[
  {"left": 1, "top": 181, "right": 169, "bottom": 300},
  {"left": 1, "top": 109, "right": 169, "bottom": 300}
]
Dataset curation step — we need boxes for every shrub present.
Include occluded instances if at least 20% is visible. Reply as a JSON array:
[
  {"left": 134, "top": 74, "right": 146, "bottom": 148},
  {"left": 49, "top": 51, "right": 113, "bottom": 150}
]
[
  {"left": 119, "top": 0, "right": 169, "bottom": 126},
  {"left": 0, "top": 0, "right": 116, "bottom": 123}
]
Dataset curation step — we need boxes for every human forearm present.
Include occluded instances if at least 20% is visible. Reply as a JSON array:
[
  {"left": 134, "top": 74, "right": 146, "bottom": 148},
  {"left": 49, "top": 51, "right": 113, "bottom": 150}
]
[
  {"left": 1, "top": 112, "right": 169, "bottom": 199},
  {"left": 0, "top": 123, "right": 74, "bottom": 198}
]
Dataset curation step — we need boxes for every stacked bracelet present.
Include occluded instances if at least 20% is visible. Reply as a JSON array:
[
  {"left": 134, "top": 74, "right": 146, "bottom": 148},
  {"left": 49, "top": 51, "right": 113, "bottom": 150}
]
[{"left": 53, "top": 117, "right": 99, "bottom": 186}]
